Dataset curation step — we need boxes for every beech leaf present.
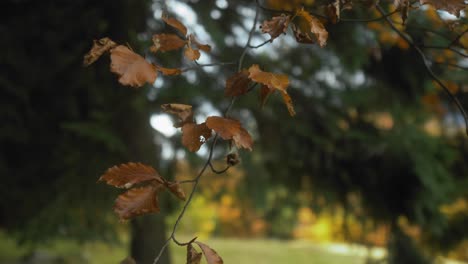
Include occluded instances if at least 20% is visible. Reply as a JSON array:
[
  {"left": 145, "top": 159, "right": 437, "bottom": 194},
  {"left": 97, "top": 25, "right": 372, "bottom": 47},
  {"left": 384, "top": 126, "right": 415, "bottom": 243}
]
[
  {"left": 181, "top": 122, "right": 212, "bottom": 152},
  {"left": 110, "top": 46, "right": 158, "bottom": 88},
  {"left": 114, "top": 185, "right": 162, "bottom": 220},
  {"left": 150, "top": 33, "right": 186, "bottom": 53},
  {"left": 156, "top": 65, "right": 182, "bottom": 76},
  {"left": 205, "top": 116, "right": 253, "bottom": 151},
  {"left": 260, "top": 14, "right": 291, "bottom": 41},
  {"left": 83, "top": 37, "right": 117, "bottom": 66},
  {"left": 420, "top": 0, "right": 466, "bottom": 17},
  {"left": 225, "top": 70, "right": 251, "bottom": 97},
  {"left": 99, "top": 162, "right": 161, "bottom": 189},
  {"left": 190, "top": 35, "right": 212, "bottom": 53},
  {"left": 161, "top": 103, "right": 194, "bottom": 128},
  {"left": 295, "top": 8, "right": 328, "bottom": 47},
  {"left": 166, "top": 181, "right": 186, "bottom": 201},
  {"left": 162, "top": 14, "right": 188, "bottom": 36},
  {"left": 259, "top": 85, "right": 275, "bottom": 107},
  {"left": 184, "top": 46, "right": 201, "bottom": 61},
  {"left": 195, "top": 241, "right": 224, "bottom": 264},
  {"left": 187, "top": 244, "right": 202, "bottom": 264}
]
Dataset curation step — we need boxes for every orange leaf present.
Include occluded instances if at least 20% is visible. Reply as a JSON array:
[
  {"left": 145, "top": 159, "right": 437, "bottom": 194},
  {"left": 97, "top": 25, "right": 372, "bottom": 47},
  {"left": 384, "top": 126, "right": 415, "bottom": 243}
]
[
  {"left": 184, "top": 46, "right": 201, "bottom": 61},
  {"left": 205, "top": 116, "right": 253, "bottom": 151},
  {"left": 114, "top": 185, "right": 162, "bottom": 220},
  {"left": 225, "top": 70, "right": 251, "bottom": 97},
  {"left": 166, "top": 181, "right": 186, "bottom": 201},
  {"left": 161, "top": 103, "right": 194, "bottom": 128},
  {"left": 83, "top": 37, "right": 117, "bottom": 66},
  {"left": 156, "top": 65, "right": 182, "bottom": 76},
  {"left": 110, "top": 46, "right": 158, "bottom": 88},
  {"left": 420, "top": 0, "right": 465, "bottom": 17},
  {"left": 187, "top": 244, "right": 202, "bottom": 264},
  {"left": 99, "top": 162, "right": 161, "bottom": 189},
  {"left": 281, "top": 91, "right": 296, "bottom": 116},
  {"left": 195, "top": 241, "right": 224, "bottom": 264},
  {"left": 150, "top": 33, "right": 187, "bottom": 53},
  {"left": 260, "top": 14, "right": 291, "bottom": 41},
  {"left": 162, "top": 14, "right": 188, "bottom": 36},
  {"left": 181, "top": 122, "right": 212, "bottom": 152},
  {"left": 190, "top": 35, "right": 212, "bottom": 53},
  {"left": 295, "top": 8, "right": 328, "bottom": 47},
  {"left": 259, "top": 85, "right": 275, "bottom": 107}
]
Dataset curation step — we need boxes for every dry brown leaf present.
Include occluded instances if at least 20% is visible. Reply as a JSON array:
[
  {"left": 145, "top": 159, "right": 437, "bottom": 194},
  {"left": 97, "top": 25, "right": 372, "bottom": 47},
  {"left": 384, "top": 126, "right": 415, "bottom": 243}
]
[
  {"left": 260, "top": 14, "right": 291, "bottom": 41},
  {"left": 190, "top": 35, "right": 212, "bottom": 52},
  {"left": 166, "top": 181, "right": 186, "bottom": 201},
  {"left": 161, "top": 103, "right": 194, "bottom": 128},
  {"left": 420, "top": 0, "right": 466, "bottom": 17},
  {"left": 225, "top": 70, "right": 251, "bottom": 97},
  {"left": 259, "top": 85, "right": 275, "bottom": 107},
  {"left": 181, "top": 122, "right": 212, "bottom": 152},
  {"left": 281, "top": 91, "right": 296, "bottom": 116},
  {"left": 205, "top": 116, "right": 253, "bottom": 151},
  {"left": 114, "top": 185, "right": 162, "bottom": 220},
  {"left": 99, "top": 162, "right": 162, "bottom": 189},
  {"left": 394, "top": 0, "right": 410, "bottom": 24},
  {"left": 110, "top": 46, "right": 158, "bottom": 88},
  {"left": 162, "top": 14, "right": 188, "bottom": 36},
  {"left": 83, "top": 37, "right": 117, "bottom": 66},
  {"left": 248, "top": 64, "right": 289, "bottom": 91},
  {"left": 296, "top": 8, "right": 328, "bottom": 47},
  {"left": 120, "top": 257, "right": 136, "bottom": 264},
  {"left": 184, "top": 46, "right": 201, "bottom": 61},
  {"left": 326, "top": 1, "right": 340, "bottom": 24},
  {"left": 150, "top": 33, "right": 186, "bottom": 53},
  {"left": 195, "top": 241, "right": 224, "bottom": 264},
  {"left": 291, "top": 24, "right": 315, "bottom": 44},
  {"left": 156, "top": 65, "right": 182, "bottom": 76},
  {"left": 187, "top": 244, "right": 203, "bottom": 264}
]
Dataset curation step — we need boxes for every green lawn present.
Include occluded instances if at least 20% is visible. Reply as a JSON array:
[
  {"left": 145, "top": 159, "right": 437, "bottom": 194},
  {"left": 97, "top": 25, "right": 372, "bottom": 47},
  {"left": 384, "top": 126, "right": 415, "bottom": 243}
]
[{"left": 0, "top": 232, "right": 374, "bottom": 264}]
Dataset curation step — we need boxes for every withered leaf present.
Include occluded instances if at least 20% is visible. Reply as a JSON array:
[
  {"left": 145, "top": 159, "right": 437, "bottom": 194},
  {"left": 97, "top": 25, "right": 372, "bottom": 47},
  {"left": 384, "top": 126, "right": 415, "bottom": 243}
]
[
  {"left": 99, "top": 162, "right": 162, "bottom": 189},
  {"left": 295, "top": 8, "right": 328, "bottom": 47},
  {"left": 83, "top": 37, "right": 117, "bottom": 66},
  {"left": 181, "top": 122, "right": 212, "bottom": 152},
  {"left": 114, "top": 185, "right": 162, "bottom": 220},
  {"left": 259, "top": 85, "right": 275, "bottom": 107},
  {"left": 166, "top": 181, "right": 186, "bottom": 201},
  {"left": 225, "top": 70, "right": 251, "bottom": 97},
  {"left": 162, "top": 14, "right": 188, "bottom": 36},
  {"left": 205, "top": 116, "right": 253, "bottom": 151},
  {"left": 120, "top": 257, "right": 136, "bottom": 264},
  {"left": 156, "top": 65, "right": 182, "bottom": 76},
  {"left": 184, "top": 46, "right": 201, "bottom": 61},
  {"left": 150, "top": 33, "right": 187, "bottom": 53},
  {"left": 420, "top": 0, "right": 466, "bottom": 17},
  {"left": 110, "top": 45, "right": 158, "bottom": 88},
  {"left": 260, "top": 14, "right": 291, "bottom": 41},
  {"left": 161, "top": 103, "right": 194, "bottom": 128},
  {"left": 291, "top": 24, "right": 315, "bottom": 44},
  {"left": 190, "top": 35, "right": 212, "bottom": 53},
  {"left": 326, "top": 1, "right": 340, "bottom": 24},
  {"left": 195, "top": 241, "right": 224, "bottom": 264},
  {"left": 394, "top": 0, "right": 410, "bottom": 24},
  {"left": 249, "top": 65, "right": 295, "bottom": 116},
  {"left": 187, "top": 244, "right": 202, "bottom": 264}
]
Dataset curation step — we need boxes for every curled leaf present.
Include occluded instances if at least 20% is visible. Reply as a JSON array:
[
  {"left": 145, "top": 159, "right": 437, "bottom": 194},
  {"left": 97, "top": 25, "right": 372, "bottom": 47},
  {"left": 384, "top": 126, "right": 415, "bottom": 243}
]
[
  {"left": 187, "top": 244, "right": 203, "bottom": 264},
  {"left": 162, "top": 14, "right": 188, "bottom": 36},
  {"left": 295, "top": 8, "right": 328, "bottom": 47},
  {"left": 181, "top": 122, "right": 212, "bottom": 152},
  {"left": 99, "top": 162, "right": 161, "bottom": 188},
  {"left": 260, "top": 14, "right": 291, "bottom": 41},
  {"left": 184, "top": 46, "right": 201, "bottom": 61},
  {"left": 195, "top": 241, "right": 224, "bottom": 264},
  {"left": 150, "top": 33, "right": 186, "bottom": 53},
  {"left": 156, "top": 65, "right": 182, "bottom": 76},
  {"left": 83, "top": 37, "right": 117, "bottom": 66},
  {"left": 226, "top": 153, "right": 240, "bottom": 167},
  {"left": 161, "top": 103, "right": 194, "bottom": 128},
  {"left": 225, "top": 70, "right": 251, "bottom": 97},
  {"left": 114, "top": 185, "right": 162, "bottom": 220},
  {"left": 110, "top": 46, "right": 158, "bottom": 88},
  {"left": 166, "top": 181, "right": 186, "bottom": 201},
  {"left": 190, "top": 35, "right": 212, "bottom": 52},
  {"left": 206, "top": 116, "right": 253, "bottom": 151}
]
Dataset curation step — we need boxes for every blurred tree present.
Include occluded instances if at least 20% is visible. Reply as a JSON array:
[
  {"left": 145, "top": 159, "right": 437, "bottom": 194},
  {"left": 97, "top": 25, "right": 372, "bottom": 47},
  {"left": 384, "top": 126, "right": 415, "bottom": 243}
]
[{"left": 0, "top": 0, "right": 170, "bottom": 263}]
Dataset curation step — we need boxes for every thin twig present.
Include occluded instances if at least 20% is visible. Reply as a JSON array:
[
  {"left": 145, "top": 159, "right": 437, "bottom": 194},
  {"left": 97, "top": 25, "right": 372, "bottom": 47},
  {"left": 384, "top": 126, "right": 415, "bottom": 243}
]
[
  {"left": 376, "top": 4, "right": 468, "bottom": 135},
  {"left": 209, "top": 162, "right": 231, "bottom": 174}
]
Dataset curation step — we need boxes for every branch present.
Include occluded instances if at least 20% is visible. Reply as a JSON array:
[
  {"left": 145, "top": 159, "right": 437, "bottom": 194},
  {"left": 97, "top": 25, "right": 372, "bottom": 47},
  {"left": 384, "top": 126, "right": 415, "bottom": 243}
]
[{"left": 376, "top": 4, "right": 468, "bottom": 135}]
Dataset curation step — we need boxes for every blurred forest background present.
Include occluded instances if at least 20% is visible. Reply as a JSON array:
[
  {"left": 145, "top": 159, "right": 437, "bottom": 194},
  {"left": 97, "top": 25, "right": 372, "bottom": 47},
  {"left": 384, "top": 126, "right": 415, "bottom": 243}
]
[{"left": 1, "top": 0, "right": 467, "bottom": 263}]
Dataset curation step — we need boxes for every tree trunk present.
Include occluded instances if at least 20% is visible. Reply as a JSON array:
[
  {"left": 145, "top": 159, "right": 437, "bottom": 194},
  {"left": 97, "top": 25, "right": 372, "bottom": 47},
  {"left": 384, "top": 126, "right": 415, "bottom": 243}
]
[{"left": 130, "top": 214, "right": 170, "bottom": 264}]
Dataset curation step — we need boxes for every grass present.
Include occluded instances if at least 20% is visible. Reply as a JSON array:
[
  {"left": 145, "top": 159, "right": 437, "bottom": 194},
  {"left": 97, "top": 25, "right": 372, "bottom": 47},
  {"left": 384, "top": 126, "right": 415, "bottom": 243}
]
[{"left": 0, "top": 232, "right": 372, "bottom": 264}]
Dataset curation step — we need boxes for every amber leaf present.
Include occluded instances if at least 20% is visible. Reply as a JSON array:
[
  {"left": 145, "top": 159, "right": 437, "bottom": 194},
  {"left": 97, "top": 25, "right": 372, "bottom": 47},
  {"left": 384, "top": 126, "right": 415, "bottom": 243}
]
[
  {"left": 166, "top": 181, "right": 186, "bottom": 201},
  {"left": 225, "top": 70, "right": 251, "bottom": 97},
  {"left": 156, "top": 65, "right": 182, "bottom": 76},
  {"left": 187, "top": 244, "right": 202, "bottom": 264},
  {"left": 181, "top": 122, "right": 213, "bottom": 152},
  {"left": 162, "top": 14, "right": 188, "bottom": 36},
  {"left": 110, "top": 46, "right": 158, "bottom": 88},
  {"left": 83, "top": 37, "right": 117, "bottom": 66},
  {"left": 190, "top": 35, "right": 212, "bottom": 52},
  {"left": 184, "top": 46, "right": 201, "bottom": 61},
  {"left": 295, "top": 8, "right": 328, "bottom": 47},
  {"left": 114, "top": 185, "right": 162, "bottom": 220},
  {"left": 260, "top": 14, "right": 291, "bottom": 41},
  {"left": 99, "top": 162, "right": 162, "bottom": 189},
  {"left": 151, "top": 33, "right": 186, "bottom": 53},
  {"left": 205, "top": 116, "right": 253, "bottom": 151},
  {"left": 161, "top": 103, "right": 194, "bottom": 128},
  {"left": 195, "top": 241, "right": 224, "bottom": 264}
]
